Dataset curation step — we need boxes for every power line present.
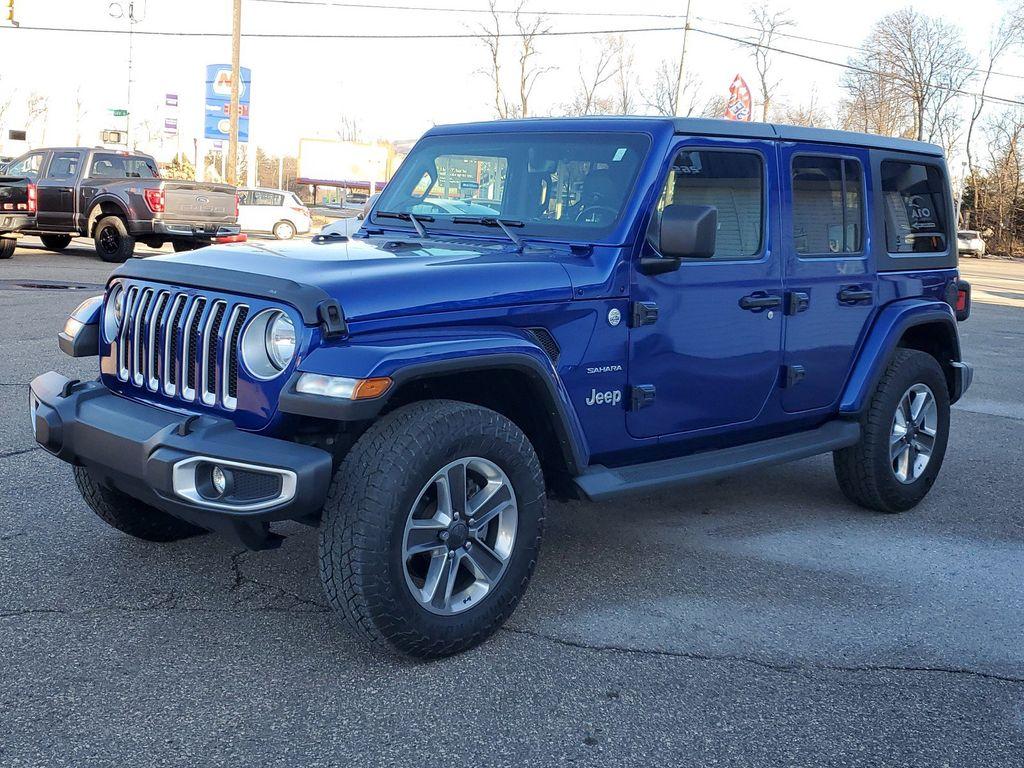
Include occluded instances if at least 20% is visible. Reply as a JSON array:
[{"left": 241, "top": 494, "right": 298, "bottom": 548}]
[
  {"left": 249, "top": 0, "right": 680, "bottom": 17},
  {"left": 1, "top": 20, "right": 1021, "bottom": 107}
]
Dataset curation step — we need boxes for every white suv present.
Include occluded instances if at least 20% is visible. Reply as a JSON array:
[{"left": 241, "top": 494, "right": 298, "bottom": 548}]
[{"left": 237, "top": 188, "right": 311, "bottom": 240}]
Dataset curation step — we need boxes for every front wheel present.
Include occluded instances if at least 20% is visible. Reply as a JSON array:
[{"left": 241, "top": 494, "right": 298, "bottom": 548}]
[
  {"left": 93, "top": 216, "right": 135, "bottom": 263},
  {"left": 833, "top": 349, "right": 951, "bottom": 513},
  {"left": 40, "top": 234, "right": 72, "bottom": 251},
  {"left": 319, "top": 400, "right": 546, "bottom": 658}
]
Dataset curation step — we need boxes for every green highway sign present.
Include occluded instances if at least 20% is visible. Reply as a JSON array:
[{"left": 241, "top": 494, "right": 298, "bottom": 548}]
[{"left": 109, "top": 109, "right": 129, "bottom": 117}]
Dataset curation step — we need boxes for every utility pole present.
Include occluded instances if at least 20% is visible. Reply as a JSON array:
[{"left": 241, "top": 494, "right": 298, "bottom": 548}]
[
  {"left": 226, "top": 0, "right": 242, "bottom": 185},
  {"left": 673, "top": 0, "right": 693, "bottom": 117}
]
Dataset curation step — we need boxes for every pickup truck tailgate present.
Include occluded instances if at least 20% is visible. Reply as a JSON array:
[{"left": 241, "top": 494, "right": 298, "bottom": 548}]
[{"left": 162, "top": 182, "right": 236, "bottom": 225}]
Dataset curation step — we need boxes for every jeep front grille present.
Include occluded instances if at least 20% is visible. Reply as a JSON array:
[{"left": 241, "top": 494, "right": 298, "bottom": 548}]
[{"left": 116, "top": 287, "right": 249, "bottom": 411}]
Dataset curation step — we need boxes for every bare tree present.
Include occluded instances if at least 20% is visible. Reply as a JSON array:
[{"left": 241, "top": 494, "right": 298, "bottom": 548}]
[
  {"left": 965, "top": 6, "right": 1024, "bottom": 202},
  {"left": 564, "top": 40, "right": 617, "bottom": 116},
  {"left": 512, "top": 4, "right": 553, "bottom": 118},
  {"left": 747, "top": 3, "right": 795, "bottom": 122},
  {"left": 72, "top": 86, "right": 89, "bottom": 146},
  {"left": 26, "top": 91, "right": 49, "bottom": 144},
  {"left": 336, "top": 115, "right": 362, "bottom": 142},
  {"left": 838, "top": 52, "right": 915, "bottom": 137},
  {"left": 610, "top": 34, "right": 637, "bottom": 115},
  {"left": 475, "top": 1, "right": 553, "bottom": 119},
  {"left": 774, "top": 88, "right": 827, "bottom": 127},
  {"left": 847, "top": 8, "right": 974, "bottom": 143},
  {"left": 643, "top": 58, "right": 701, "bottom": 117}
]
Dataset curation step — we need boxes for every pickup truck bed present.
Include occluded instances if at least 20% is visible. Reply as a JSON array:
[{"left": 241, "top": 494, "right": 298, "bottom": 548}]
[{"left": 0, "top": 147, "right": 240, "bottom": 262}]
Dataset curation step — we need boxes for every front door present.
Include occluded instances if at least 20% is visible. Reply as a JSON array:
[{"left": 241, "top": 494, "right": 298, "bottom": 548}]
[
  {"left": 36, "top": 150, "right": 83, "bottom": 231},
  {"left": 778, "top": 144, "right": 876, "bottom": 413},
  {"left": 627, "top": 139, "right": 784, "bottom": 439}
]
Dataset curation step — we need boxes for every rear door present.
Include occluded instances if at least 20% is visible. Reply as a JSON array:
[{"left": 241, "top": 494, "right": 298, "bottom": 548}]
[
  {"left": 779, "top": 144, "right": 875, "bottom": 412},
  {"left": 36, "top": 150, "right": 84, "bottom": 231},
  {"left": 626, "top": 138, "right": 784, "bottom": 439}
]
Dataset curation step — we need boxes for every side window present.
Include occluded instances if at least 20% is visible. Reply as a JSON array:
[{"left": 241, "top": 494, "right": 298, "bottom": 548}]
[
  {"left": 6, "top": 152, "right": 44, "bottom": 180},
  {"left": 46, "top": 152, "right": 81, "bottom": 181},
  {"left": 236, "top": 190, "right": 254, "bottom": 206},
  {"left": 881, "top": 161, "right": 948, "bottom": 254},
  {"left": 90, "top": 154, "right": 124, "bottom": 178},
  {"left": 791, "top": 156, "right": 863, "bottom": 255},
  {"left": 253, "top": 190, "right": 280, "bottom": 206},
  {"left": 649, "top": 149, "right": 764, "bottom": 260}
]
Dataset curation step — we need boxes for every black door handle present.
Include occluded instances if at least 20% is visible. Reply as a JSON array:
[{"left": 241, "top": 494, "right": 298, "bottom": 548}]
[
  {"left": 738, "top": 293, "right": 782, "bottom": 311},
  {"left": 838, "top": 286, "right": 873, "bottom": 304}
]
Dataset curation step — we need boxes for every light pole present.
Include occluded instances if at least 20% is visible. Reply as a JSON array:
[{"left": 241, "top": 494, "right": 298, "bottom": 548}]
[
  {"left": 226, "top": 0, "right": 242, "bottom": 185},
  {"left": 108, "top": 1, "right": 145, "bottom": 147}
]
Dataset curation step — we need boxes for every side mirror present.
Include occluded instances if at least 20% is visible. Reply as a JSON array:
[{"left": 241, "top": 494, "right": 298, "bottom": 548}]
[{"left": 640, "top": 204, "right": 718, "bottom": 275}]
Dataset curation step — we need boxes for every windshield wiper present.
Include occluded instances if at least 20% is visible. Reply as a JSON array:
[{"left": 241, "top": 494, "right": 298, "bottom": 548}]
[
  {"left": 451, "top": 216, "right": 524, "bottom": 251},
  {"left": 375, "top": 210, "right": 434, "bottom": 239}
]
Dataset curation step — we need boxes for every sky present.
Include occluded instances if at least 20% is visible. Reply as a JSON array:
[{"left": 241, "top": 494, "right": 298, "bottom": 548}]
[{"left": 0, "top": 0, "right": 1020, "bottom": 163}]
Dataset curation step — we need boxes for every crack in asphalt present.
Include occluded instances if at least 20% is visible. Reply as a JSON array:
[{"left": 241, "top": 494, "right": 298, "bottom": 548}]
[
  {"left": 501, "top": 627, "right": 1024, "bottom": 685},
  {"left": 228, "top": 549, "right": 329, "bottom": 613},
  {"left": 0, "top": 447, "right": 39, "bottom": 461}
]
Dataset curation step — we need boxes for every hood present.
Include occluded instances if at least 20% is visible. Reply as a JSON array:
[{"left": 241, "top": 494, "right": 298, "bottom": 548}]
[{"left": 148, "top": 236, "right": 575, "bottom": 323}]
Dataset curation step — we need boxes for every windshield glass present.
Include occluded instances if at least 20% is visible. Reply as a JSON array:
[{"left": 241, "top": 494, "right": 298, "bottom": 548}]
[{"left": 372, "top": 132, "right": 651, "bottom": 240}]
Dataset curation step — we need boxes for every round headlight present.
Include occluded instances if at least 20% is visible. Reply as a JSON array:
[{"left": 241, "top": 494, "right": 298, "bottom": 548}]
[
  {"left": 266, "top": 313, "right": 296, "bottom": 370},
  {"left": 103, "top": 284, "right": 123, "bottom": 341},
  {"left": 241, "top": 309, "right": 296, "bottom": 380}
]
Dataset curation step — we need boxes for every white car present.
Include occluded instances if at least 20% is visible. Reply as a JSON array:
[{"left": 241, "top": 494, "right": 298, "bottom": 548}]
[
  {"left": 237, "top": 188, "right": 311, "bottom": 240},
  {"left": 957, "top": 230, "right": 986, "bottom": 257}
]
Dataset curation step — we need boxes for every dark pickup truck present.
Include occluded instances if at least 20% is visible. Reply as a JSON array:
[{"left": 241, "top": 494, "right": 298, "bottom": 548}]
[{"left": 0, "top": 147, "right": 241, "bottom": 262}]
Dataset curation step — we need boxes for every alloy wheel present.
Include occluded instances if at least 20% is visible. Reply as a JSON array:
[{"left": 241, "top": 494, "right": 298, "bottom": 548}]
[
  {"left": 890, "top": 383, "right": 938, "bottom": 484},
  {"left": 401, "top": 457, "right": 518, "bottom": 615}
]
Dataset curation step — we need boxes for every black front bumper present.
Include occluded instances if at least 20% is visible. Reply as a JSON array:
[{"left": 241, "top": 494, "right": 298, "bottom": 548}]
[{"left": 29, "top": 371, "right": 333, "bottom": 549}]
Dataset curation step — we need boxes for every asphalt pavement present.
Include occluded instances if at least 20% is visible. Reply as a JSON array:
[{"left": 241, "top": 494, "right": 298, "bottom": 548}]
[{"left": 1, "top": 239, "right": 1022, "bottom": 767}]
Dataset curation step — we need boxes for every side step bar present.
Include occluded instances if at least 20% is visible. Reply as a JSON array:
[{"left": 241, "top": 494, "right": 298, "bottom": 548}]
[{"left": 574, "top": 420, "right": 861, "bottom": 501}]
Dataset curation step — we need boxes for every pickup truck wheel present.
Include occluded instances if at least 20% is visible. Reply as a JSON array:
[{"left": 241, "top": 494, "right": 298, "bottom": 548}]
[
  {"left": 73, "top": 466, "right": 206, "bottom": 542},
  {"left": 833, "top": 349, "right": 950, "bottom": 513},
  {"left": 273, "top": 221, "right": 295, "bottom": 240},
  {"left": 39, "top": 234, "right": 72, "bottom": 251},
  {"left": 0, "top": 238, "right": 13, "bottom": 259},
  {"left": 319, "top": 400, "right": 545, "bottom": 658},
  {"left": 94, "top": 216, "right": 136, "bottom": 263}
]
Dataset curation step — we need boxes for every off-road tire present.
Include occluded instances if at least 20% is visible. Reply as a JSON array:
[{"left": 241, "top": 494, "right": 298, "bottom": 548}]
[
  {"left": 40, "top": 234, "right": 72, "bottom": 251},
  {"left": 319, "top": 400, "right": 546, "bottom": 658},
  {"left": 74, "top": 466, "right": 205, "bottom": 542},
  {"left": 94, "top": 216, "right": 136, "bottom": 263},
  {"left": 0, "top": 238, "right": 13, "bottom": 259},
  {"left": 833, "top": 349, "right": 950, "bottom": 513}
]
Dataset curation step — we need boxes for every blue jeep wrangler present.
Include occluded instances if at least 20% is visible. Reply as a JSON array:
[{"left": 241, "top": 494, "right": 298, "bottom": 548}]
[{"left": 31, "top": 118, "right": 972, "bottom": 657}]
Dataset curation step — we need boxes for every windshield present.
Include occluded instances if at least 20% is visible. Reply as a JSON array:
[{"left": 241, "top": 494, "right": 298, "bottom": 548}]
[{"left": 372, "top": 132, "right": 651, "bottom": 240}]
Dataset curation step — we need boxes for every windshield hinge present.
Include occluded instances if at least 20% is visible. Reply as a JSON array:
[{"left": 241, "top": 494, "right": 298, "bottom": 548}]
[{"left": 317, "top": 299, "right": 348, "bottom": 340}]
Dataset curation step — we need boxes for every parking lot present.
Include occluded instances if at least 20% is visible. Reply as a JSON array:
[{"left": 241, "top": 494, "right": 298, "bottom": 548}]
[{"left": 1, "top": 240, "right": 1022, "bottom": 767}]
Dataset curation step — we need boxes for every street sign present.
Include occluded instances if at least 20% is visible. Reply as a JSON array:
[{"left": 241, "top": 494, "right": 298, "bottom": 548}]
[
  {"left": 204, "top": 64, "right": 251, "bottom": 142},
  {"left": 164, "top": 118, "right": 178, "bottom": 136},
  {"left": 8, "top": 129, "right": 26, "bottom": 141},
  {"left": 165, "top": 93, "right": 178, "bottom": 108},
  {"left": 109, "top": 108, "right": 129, "bottom": 117}
]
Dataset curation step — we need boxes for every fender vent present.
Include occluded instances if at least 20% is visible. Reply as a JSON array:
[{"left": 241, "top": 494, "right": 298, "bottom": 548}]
[{"left": 525, "top": 328, "right": 560, "bottom": 366}]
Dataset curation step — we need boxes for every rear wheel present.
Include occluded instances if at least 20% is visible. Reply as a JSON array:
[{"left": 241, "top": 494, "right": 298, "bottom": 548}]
[
  {"left": 833, "top": 349, "right": 950, "bottom": 513},
  {"left": 40, "top": 234, "right": 72, "bottom": 251},
  {"left": 93, "top": 216, "right": 135, "bottom": 263},
  {"left": 319, "top": 400, "right": 545, "bottom": 658},
  {"left": 273, "top": 220, "right": 296, "bottom": 240},
  {"left": 74, "top": 466, "right": 205, "bottom": 542},
  {"left": 0, "top": 238, "right": 14, "bottom": 259}
]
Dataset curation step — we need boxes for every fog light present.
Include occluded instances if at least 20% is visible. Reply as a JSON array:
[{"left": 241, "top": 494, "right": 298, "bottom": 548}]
[{"left": 212, "top": 465, "right": 228, "bottom": 495}]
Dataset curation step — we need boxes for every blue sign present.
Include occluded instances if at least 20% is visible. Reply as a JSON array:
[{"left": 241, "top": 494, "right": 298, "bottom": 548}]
[{"left": 204, "top": 64, "right": 251, "bottom": 141}]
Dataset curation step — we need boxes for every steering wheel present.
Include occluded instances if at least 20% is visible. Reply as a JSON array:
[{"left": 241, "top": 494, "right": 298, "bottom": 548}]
[{"left": 574, "top": 205, "right": 618, "bottom": 225}]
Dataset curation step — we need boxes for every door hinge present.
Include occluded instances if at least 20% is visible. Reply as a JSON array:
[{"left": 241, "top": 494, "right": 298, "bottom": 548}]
[
  {"left": 630, "top": 301, "right": 659, "bottom": 328},
  {"left": 785, "top": 291, "right": 810, "bottom": 315},
  {"left": 630, "top": 384, "right": 656, "bottom": 410},
  {"left": 781, "top": 365, "right": 806, "bottom": 388}
]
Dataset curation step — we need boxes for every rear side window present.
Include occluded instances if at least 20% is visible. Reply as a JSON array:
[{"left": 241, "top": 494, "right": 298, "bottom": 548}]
[
  {"left": 791, "top": 156, "right": 863, "bottom": 255},
  {"left": 6, "top": 152, "right": 44, "bottom": 180},
  {"left": 649, "top": 149, "right": 764, "bottom": 260},
  {"left": 90, "top": 153, "right": 160, "bottom": 179},
  {"left": 881, "top": 161, "right": 948, "bottom": 254},
  {"left": 253, "top": 191, "right": 283, "bottom": 206},
  {"left": 46, "top": 152, "right": 81, "bottom": 181}
]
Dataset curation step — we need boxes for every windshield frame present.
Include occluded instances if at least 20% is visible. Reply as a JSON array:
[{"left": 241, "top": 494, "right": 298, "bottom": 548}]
[{"left": 369, "top": 130, "right": 653, "bottom": 245}]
